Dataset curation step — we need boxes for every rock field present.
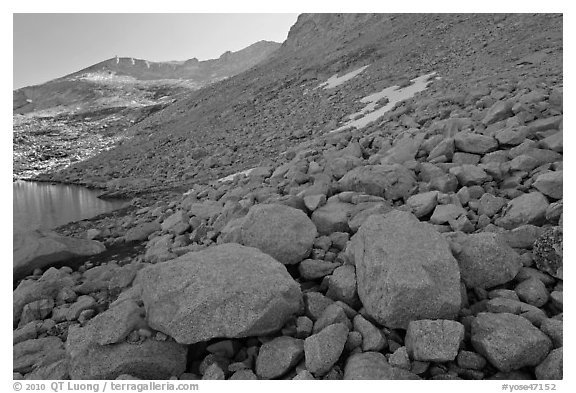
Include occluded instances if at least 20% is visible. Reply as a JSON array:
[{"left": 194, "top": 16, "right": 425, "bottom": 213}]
[{"left": 13, "top": 13, "right": 562, "bottom": 381}]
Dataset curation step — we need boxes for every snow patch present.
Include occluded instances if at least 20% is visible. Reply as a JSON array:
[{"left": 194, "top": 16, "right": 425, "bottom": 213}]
[
  {"left": 145, "top": 61, "right": 150, "bottom": 69},
  {"left": 317, "top": 65, "right": 369, "bottom": 89},
  {"left": 218, "top": 168, "right": 255, "bottom": 183},
  {"left": 25, "top": 99, "right": 33, "bottom": 103},
  {"left": 115, "top": 56, "right": 119, "bottom": 64},
  {"left": 330, "top": 72, "right": 438, "bottom": 133},
  {"left": 131, "top": 58, "right": 135, "bottom": 65}
]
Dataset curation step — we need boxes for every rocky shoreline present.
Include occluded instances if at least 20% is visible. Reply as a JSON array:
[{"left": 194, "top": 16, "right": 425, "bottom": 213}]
[
  {"left": 14, "top": 14, "right": 562, "bottom": 381},
  {"left": 14, "top": 78, "right": 563, "bottom": 380}
]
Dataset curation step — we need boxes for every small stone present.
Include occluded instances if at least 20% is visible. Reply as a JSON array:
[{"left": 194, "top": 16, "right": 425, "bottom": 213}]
[
  {"left": 345, "top": 331, "right": 363, "bottom": 351},
  {"left": 456, "top": 350, "right": 487, "bottom": 370},
  {"left": 389, "top": 347, "right": 411, "bottom": 370},
  {"left": 456, "top": 232, "right": 522, "bottom": 289},
  {"left": 471, "top": 312, "right": 552, "bottom": 372},
  {"left": 230, "top": 369, "right": 258, "bottom": 380},
  {"left": 533, "top": 227, "right": 562, "bottom": 278},
  {"left": 344, "top": 352, "right": 419, "bottom": 380},
  {"left": 353, "top": 314, "right": 386, "bottom": 352},
  {"left": 292, "top": 370, "right": 315, "bottom": 380},
  {"left": 515, "top": 278, "right": 549, "bottom": 307},
  {"left": 296, "top": 316, "right": 313, "bottom": 339},
  {"left": 202, "top": 363, "right": 225, "bottom": 380},
  {"left": 66, "top": 295, "right": 97, "bottom": 321},
  {"left": 535, "top": 348, "right": 562, "bottom": 380},
  {"left": 540, "top": 319, "right": 563, "bottom": 348},
  {"left": 19, "top": 299, "right": 54, "bottom": 327},
  {"left": 313, "top": 303, "right": 351, "bottom": 334},
  {"left": 304, "top": 323, "right": 349, "bottom": 376},
  {"left": 303, "top": 194, "right": 327, "bottom": 211},
  {"left": 255, "top": 336, "right": 304, "bottom": 379},
  {"left": 405, "top": 319, "right": 465, "bottom": 362},
  {"left": 478, "top": 193, "right": 507, "bottom": 217},
  {"left": 304, "top": 292, "right": 334, "bottom": 321},
  {"left": 325, "top": 265, "right": 358, "bottom": 306},
  {"left": 496, "top": 192, "right": 549, "bottom": 230},
  {"left": 455, "top": 131, "right": 499, "bottom": 153},
  {"left": 406, "top": 191, "right": 438, "bottom": 218},
  {"left": 298, "top": 259, "right": 338, "bottom": 280},
  {"left": 430, "top": 204, "right": 466, "bottom": 225}
]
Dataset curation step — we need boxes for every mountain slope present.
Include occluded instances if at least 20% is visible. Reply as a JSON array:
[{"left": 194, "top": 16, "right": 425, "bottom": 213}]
[
  {"left": 43, "top": 14, "right": 562, "bottom": 195},
  {"left": 13, "top": 40, "right": 281, "bottom": 115}
]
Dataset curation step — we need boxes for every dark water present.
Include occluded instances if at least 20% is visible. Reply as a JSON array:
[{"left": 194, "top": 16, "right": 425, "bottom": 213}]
[{"left": 13, "top": 180, "right": 129, "bottom": 233}]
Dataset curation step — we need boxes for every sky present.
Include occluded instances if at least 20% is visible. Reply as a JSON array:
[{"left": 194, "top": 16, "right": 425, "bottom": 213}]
[{"left": 13, "top": 13, "right": 299, "bottom": 89}]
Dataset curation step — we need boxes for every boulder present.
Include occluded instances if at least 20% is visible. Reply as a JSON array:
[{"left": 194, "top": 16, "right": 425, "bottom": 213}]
[
  {"left": 455, "top": 232, "right": 522, "bottom": 289},
  {"left": 338, "top": 164, "right": 416, "bottom": 201},
  {"left": 471, "top": 312, "right": 552, "bottom": 372},
  {"left": 13, "top": 230, "right": 105, "bottom": 281},
  {"left": 137, "top": 243, "right": 302, "bottom": 344},
  {"left": 240, "top": 204, "right": 317, "bottom": 264},
  {"left": 482, "top": 100, "right": 514, "bottom": 125},
  {"left": 405, "top": 319, "right": 465, "bottom": 362},
  {"left": 350, "top": 210, "right": 461, "bottom": 329}
]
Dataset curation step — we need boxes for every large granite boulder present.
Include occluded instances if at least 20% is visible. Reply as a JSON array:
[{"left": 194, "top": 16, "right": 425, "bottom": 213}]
[
  {"left": 137, "top": 243, "right": 302, "bottom": 344},
  {"left": 239, "top": 204, "right": 317, "bottom": 265},
  {"left": 13, "top": 230, "right": 105, "bottom": 281},
  {"left": 349, "top": 210, "right": 461, "bottom": 329}
]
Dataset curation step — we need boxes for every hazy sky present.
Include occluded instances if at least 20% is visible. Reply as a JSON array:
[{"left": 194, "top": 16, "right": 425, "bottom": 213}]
[{"left": 13, "top": 13, "right": 299, "bottom": 89}]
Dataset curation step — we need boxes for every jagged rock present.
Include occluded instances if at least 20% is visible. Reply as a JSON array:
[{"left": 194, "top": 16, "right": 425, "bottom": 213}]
[
  {"left": 13, "top": 230, "right": 105, "bottom": 281},
  {"left": 455, "top": 232, "right": 522, "bottom": 289},
  {"left": 495, "top": 192, "right": 549, "bottom": 229},
  {"left": 350, "top": 210, "right": 461, "bottom": 329},
  {"left": 137, "top": 243, "right": 302, "bottom": 344},
  {"left": 535, "top": 348, "right": 562, "bottom": 380},
  {"left": 304, "top": 323, "right": 348, "bottom": 376},
  {"left": 304, "top": 292, "right": 334, "bottom": 321},
  {"left": 533, "top": 170, "right": 563, "bottom": 199},
  {"left": 240, "top": 204, "right": 317, "bottom": 264},
  {"left": 338, "top": 164, "right": 416, "bottom": 201},
  {"left": 255, "top": 336, "right": 304, "bottom": 379},
  {"left": 66, "top": 322, "right": 187, "bottom": 379},
  {"left": 405, "top": 319, "right": 465, "bottom": 362},
  {"left": 471, "top": 312, "right": 552, "bottom": 372},
  {"left": 89, "top": 300, "right": 147, "bottom": 345},
  {"left": 344, "top": 352, "right": 419, "bottom": 380}
]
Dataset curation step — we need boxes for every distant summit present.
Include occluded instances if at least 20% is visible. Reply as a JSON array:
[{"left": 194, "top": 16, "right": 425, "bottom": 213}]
[{"left": 13, "top": 40, "right": 281, "bottom": 114}]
